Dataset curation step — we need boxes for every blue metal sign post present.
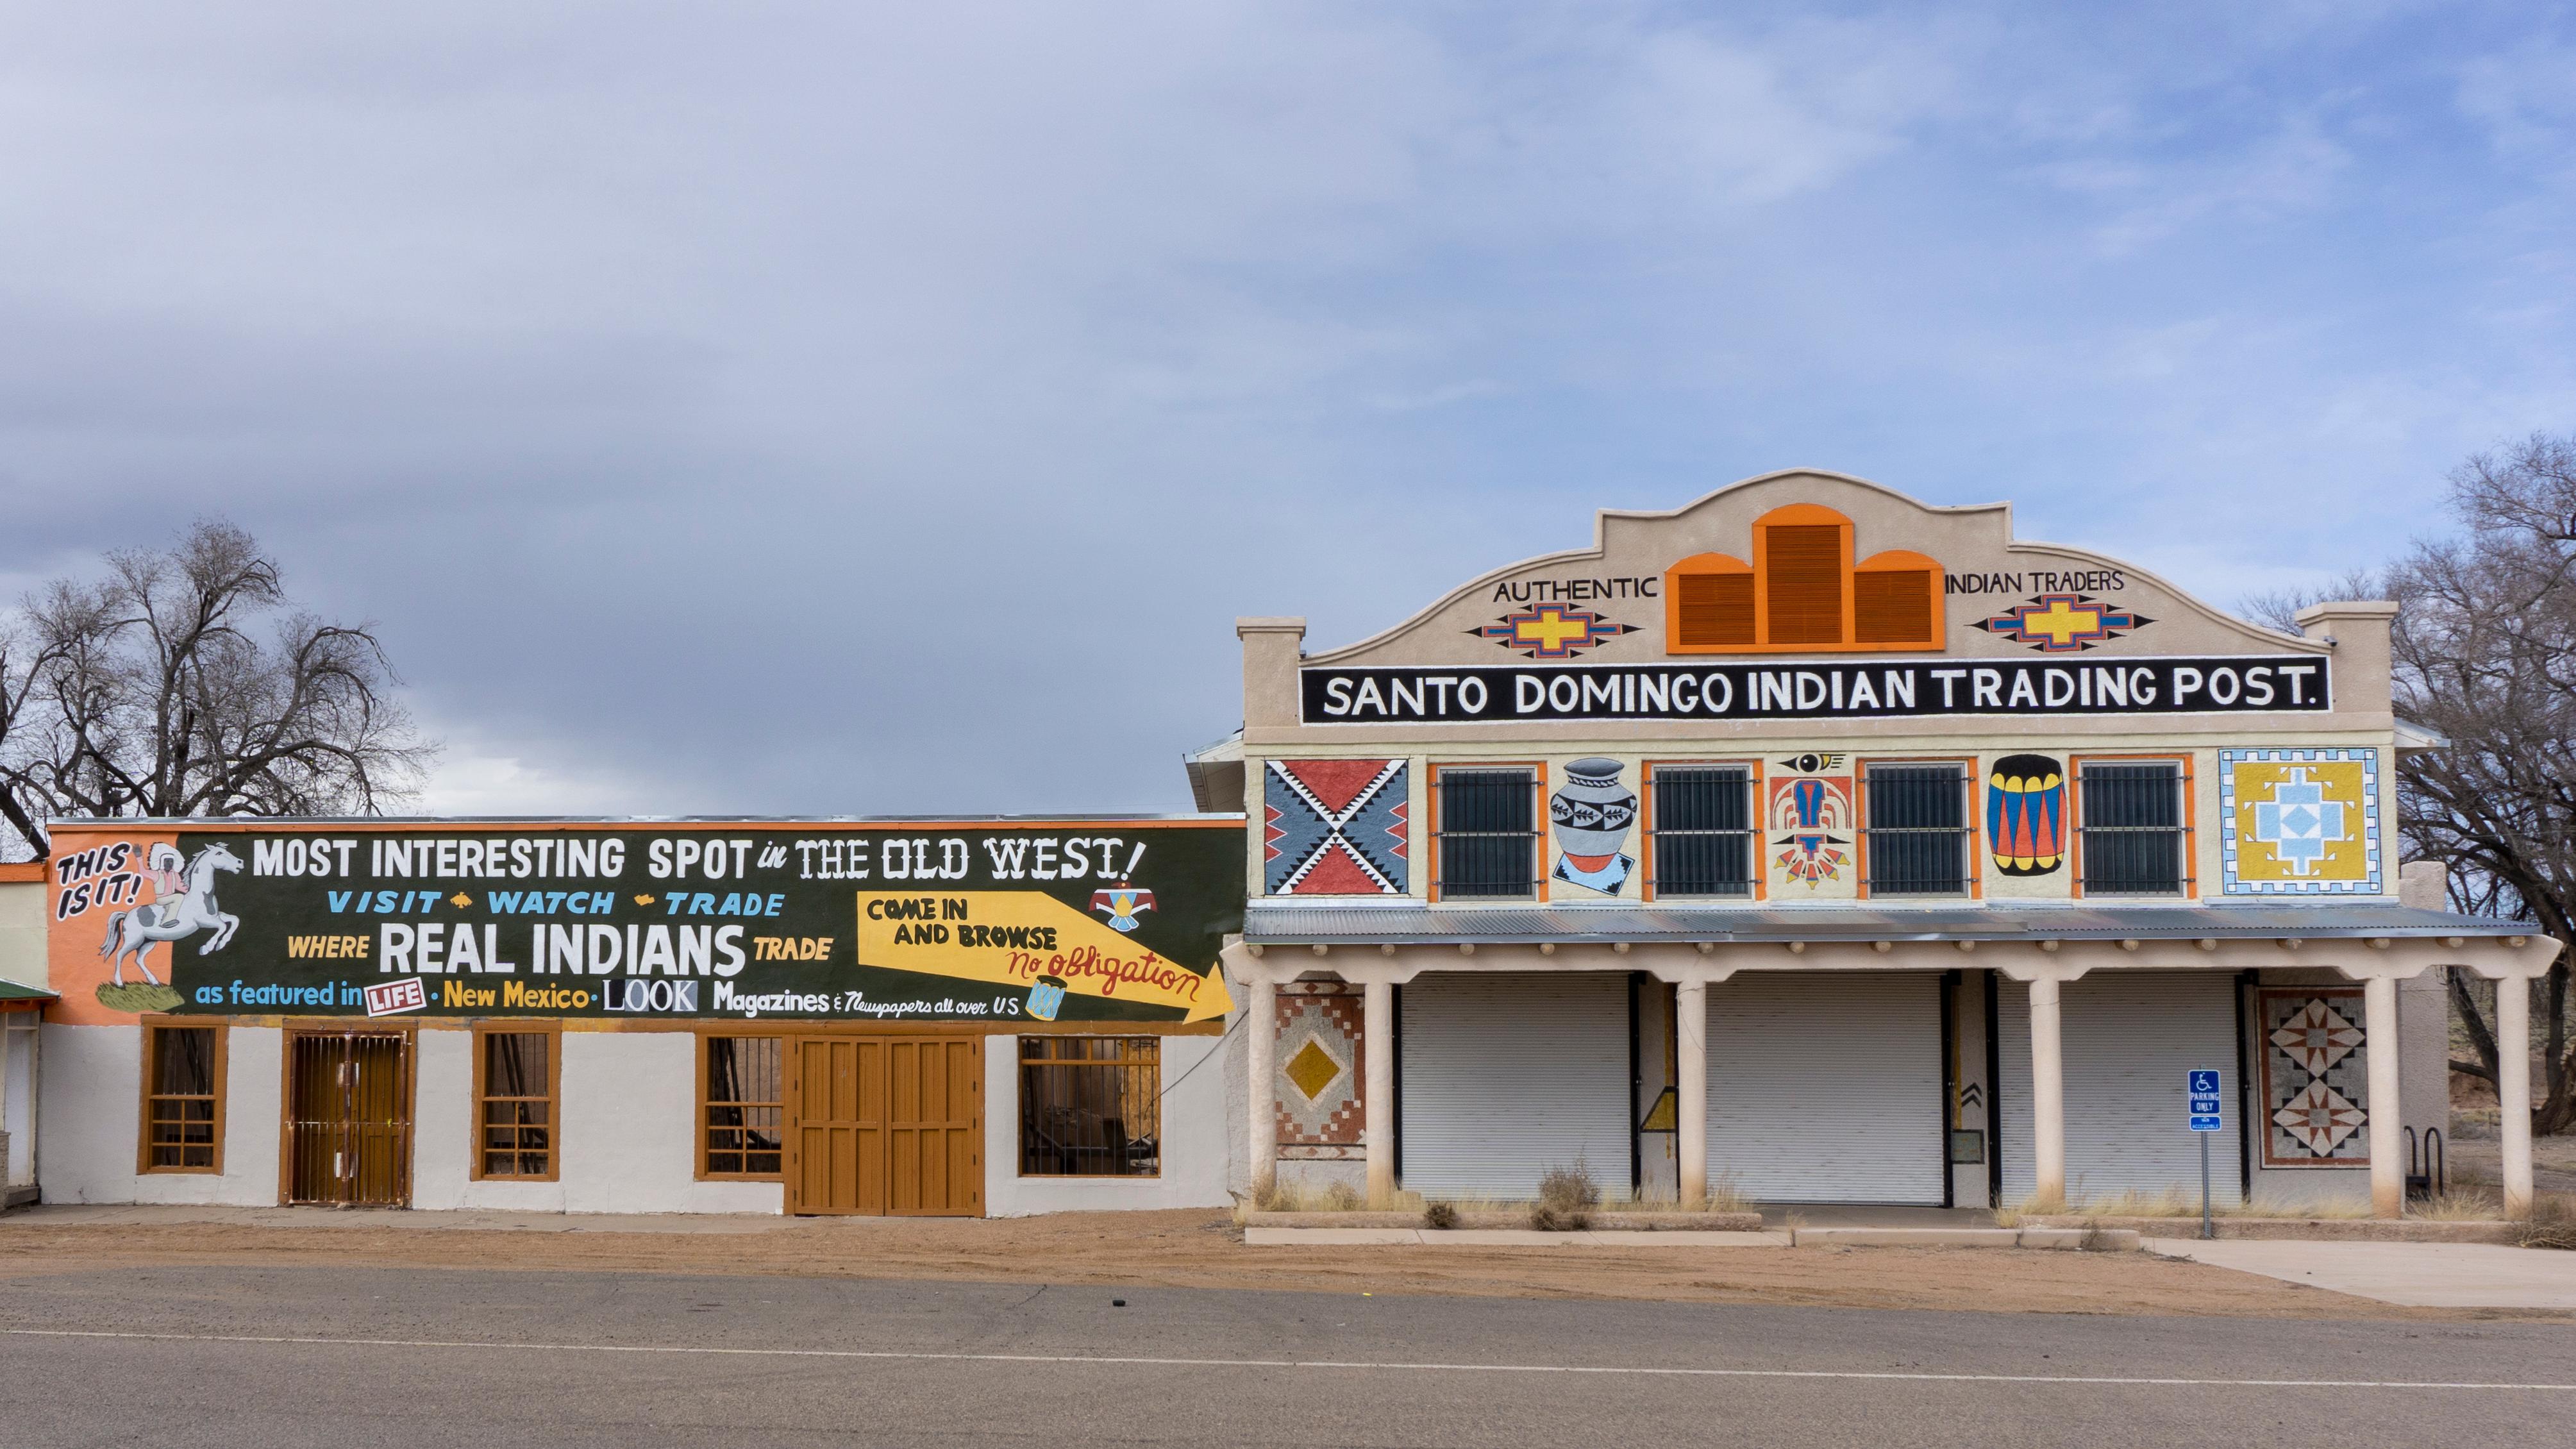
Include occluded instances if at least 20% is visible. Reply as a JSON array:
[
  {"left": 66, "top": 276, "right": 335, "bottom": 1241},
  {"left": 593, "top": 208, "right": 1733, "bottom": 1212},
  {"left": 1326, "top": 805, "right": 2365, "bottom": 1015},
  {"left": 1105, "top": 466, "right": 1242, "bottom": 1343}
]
[{"left": 2187, "top": 1069, "right": 2223, "bottom": 1239}]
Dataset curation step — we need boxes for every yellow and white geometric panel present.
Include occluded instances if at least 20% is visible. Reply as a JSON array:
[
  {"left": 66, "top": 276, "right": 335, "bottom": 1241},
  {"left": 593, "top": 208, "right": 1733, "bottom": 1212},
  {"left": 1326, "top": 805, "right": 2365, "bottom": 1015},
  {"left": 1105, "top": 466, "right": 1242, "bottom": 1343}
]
[{"left": 2219, "top": 748, "right": 2381, "bottom": 894}]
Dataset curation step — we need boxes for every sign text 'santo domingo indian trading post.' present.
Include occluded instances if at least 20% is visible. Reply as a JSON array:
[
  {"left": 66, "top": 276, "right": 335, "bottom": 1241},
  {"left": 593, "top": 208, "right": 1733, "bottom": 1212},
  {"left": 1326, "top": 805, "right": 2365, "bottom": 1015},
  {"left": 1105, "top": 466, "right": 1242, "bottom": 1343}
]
[
  {"left": 46, "top": 821, "right": 1244, "bottom": 1026},
  {"left": 1300, "top": 656, "right": 2331, "bottom": 724}
]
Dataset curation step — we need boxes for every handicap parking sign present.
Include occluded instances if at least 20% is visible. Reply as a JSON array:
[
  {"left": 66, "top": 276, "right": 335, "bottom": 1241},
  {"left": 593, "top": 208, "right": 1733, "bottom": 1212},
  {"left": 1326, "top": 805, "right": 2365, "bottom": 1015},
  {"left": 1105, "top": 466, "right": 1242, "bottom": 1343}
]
[{"left": 2186, "top": 1068, "right": 2223, "bottom": 1132}]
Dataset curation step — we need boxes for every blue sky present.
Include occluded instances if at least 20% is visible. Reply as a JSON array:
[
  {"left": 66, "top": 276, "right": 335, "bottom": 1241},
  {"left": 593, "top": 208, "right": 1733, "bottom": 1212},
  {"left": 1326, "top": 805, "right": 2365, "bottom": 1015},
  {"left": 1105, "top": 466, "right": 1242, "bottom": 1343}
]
[{"left": 2, "top": 3, "right": 2570, "bottom": 816}]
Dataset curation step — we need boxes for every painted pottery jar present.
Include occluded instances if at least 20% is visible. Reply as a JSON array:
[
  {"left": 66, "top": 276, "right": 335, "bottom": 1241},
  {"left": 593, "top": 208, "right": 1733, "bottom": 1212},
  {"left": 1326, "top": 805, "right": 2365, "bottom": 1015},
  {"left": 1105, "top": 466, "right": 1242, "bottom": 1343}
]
[{"left": 1551, "top": 758, "right": 1637, "bottom": 869}]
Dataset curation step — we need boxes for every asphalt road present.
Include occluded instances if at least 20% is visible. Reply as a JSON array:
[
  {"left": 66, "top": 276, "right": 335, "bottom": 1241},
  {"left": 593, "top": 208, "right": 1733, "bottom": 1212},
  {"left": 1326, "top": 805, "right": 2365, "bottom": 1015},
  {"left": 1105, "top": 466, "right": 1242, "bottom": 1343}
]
[{"left": 3, "top": 1266, "right": 2570, "bottom": 1448}]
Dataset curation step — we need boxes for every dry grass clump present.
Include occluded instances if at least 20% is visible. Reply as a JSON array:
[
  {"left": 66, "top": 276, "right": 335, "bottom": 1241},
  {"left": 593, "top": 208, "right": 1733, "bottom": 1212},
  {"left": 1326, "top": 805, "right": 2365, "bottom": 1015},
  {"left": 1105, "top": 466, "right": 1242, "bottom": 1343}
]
[
  {"left": 2239, "top": 1191, "right": 2374, "bottom": 1219},
  {"left": 1421, "top": 1200, "right": 1460, "bottom": 1230},
  {"left": 2003, "top": 1185, "right": 2384, "bottom": 1223},
  {"left": 2523, "top": 1194, "right": 2576, "bottom": 1251},
  {"left": 2408, "top": 1187, "right": 2502, "bottom": 1221},
  {"left": 1530, "top": 1160, "right": 1602, "bottom": 1232},
  {"left": 1599, "top": 1172, "right": 1749, "bottom": 1214},
  {"left": 1238, "top": 1177, "right": 1419, "bottom": 1219}
]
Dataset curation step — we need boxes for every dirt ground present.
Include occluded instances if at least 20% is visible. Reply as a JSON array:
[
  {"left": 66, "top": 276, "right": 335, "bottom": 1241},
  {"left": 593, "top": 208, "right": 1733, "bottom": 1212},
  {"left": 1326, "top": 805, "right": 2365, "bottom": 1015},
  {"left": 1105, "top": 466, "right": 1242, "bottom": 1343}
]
[{"left": 2, "top": 1209, "right": 2559, "bottom": 1323}]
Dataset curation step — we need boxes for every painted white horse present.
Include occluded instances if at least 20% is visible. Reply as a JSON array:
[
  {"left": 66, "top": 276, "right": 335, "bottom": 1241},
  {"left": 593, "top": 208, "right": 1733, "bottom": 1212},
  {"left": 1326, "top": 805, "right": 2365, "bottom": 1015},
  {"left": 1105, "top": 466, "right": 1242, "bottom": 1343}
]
[{"left": 99, "top": 842, "right": 243, "bottom": 985}]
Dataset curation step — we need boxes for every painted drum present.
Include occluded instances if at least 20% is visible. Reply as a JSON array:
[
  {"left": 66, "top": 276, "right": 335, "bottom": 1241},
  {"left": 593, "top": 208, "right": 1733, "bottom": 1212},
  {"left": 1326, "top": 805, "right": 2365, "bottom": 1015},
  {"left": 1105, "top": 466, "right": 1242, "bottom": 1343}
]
[
  {"left": 1986, "top": 753, "right": 2065, "bottom": 876},
  {"left": 1026, "top": 974, "right": 1068, "bottom": 1021}
]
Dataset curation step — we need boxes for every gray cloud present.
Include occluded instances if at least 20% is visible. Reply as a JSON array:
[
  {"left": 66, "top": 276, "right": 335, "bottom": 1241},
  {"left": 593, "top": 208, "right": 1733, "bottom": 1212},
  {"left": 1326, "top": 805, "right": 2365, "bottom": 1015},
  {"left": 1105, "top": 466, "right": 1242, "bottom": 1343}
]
[{"left": 3, "top": 3, "right": 2571, "bottom": 815}]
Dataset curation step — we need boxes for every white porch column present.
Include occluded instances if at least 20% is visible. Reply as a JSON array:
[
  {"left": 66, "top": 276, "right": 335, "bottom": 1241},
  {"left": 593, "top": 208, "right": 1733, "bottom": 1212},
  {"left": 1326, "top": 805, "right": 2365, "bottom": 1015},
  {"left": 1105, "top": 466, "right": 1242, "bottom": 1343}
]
[
  {"left": 2363, "top": 973, "right": 2405, "bottom": 1218},
  {"left": 2497, "top": 974, "right": 2534, "bottom": 1219},
  {"left": 1363, "top": 980, "right": 1394, "bottom": 1206},
  {"left": 1676, "top": 978, "right": 1708, "bottom": 1209},
  {"left": 1245, "top": 973, "right": 1276, "bottom": 1201},
  {"left": 2028, "top": 976, "right": 2066, "bottom": 1208}
]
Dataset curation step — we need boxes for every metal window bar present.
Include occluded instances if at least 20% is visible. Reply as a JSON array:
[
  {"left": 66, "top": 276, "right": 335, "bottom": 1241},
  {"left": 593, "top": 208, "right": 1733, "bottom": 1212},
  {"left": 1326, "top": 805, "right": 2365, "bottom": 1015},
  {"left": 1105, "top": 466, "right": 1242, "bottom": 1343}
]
[
  {"left": 286, "top": 1033, "right": 412, "bottom": 1207},
  {"left": 146, "top": 1027, "right": 218, "bottom": 1169},
  {"left": 1019, "top": 1037, "right": 1160, "bottom": 1177},
  {"left": 2077, "top": 761, "right": 2192, "bottom": 895},
  {"left": 1863, "top": 764, "right": 1972, "bottom": 896},
  {"left": 1648, "top": 766, "right": 1756, "bottom": 897},
  {"left": 705, "top": 1035, "right": 784, "bottom": 1176},
  {"left": 479, "top": 1033, "right": 552, "bottom": 1178},
  {"left": 1435, "top": 768, "right": 1538, "bottom": 899}
]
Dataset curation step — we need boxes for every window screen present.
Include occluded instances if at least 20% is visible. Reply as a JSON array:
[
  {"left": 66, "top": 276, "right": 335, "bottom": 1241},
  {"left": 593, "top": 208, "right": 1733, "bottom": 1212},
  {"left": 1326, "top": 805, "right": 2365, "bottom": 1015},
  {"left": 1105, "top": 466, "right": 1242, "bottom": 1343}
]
[
  {"left": 144, "top": 1026, "right": 220, "bottom": 1170},
  {"left": 1019, "top": 1036, "right": 1160, "bottom": 1177},
  {"left": 1436, "top": 767, "right": 1537, "bottom": 898},
  {"left": 1650, "top": 766, "right": 1755, "bottom": 897},
  {"left": 1864, "top": 763, "right": 1971, "bottom": 896},
  {"left": 2078, "top": 760, "right": 2190, "bottom": 895},
  {"left": 477, "top": 1032, "right": 553, "bottom": 1179},
  {"left": 703, "top": 1035, "right": 783, "bottom": 1177}
]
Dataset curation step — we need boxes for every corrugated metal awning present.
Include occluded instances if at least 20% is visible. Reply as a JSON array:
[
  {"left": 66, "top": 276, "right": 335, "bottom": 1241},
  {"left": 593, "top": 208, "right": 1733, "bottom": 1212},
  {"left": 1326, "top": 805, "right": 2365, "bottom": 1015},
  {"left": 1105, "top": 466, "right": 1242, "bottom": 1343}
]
[{"left": 1242, "top": 900, "right": 2538, "bottom": 946}]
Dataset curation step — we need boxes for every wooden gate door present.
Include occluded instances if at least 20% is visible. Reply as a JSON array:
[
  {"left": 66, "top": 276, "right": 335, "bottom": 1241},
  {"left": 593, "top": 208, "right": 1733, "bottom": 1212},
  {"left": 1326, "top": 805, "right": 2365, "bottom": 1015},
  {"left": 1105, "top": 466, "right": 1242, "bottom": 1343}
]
[
  {"left": 887, "top": 1037, "right": 982, "bottom": 1216},
  {"left": 285, "top": 1032, "right": 413, "bottom": 1207},
  {"left": 788, "top": 1037, "right": 884, "bottom": 1215},
  {"left": 787, "top": 1035, "right": 982, "bottom": 1216}
]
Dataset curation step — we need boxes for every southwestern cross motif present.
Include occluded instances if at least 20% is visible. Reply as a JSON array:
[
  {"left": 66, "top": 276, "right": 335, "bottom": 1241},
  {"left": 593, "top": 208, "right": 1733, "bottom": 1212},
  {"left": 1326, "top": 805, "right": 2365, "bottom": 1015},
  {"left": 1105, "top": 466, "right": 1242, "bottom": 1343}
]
[
  {"left": 1973, "top": 592, "right": 2152, "bottom": 652},
  {"left": 1471, "top": 605, "right": 1634, "bottom": 660}
]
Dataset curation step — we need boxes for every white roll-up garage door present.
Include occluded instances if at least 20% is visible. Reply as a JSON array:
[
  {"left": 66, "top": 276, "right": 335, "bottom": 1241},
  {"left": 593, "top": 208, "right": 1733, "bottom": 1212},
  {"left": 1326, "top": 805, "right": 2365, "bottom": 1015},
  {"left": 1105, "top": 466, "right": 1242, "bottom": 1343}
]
[
  {"left": 1704, "top": 971, "right": 1945, "bottom": 1205},
  {"left": 1398, "top": 972, "right": 1632, "bottom": 1201},
  {"left": 1998, "top": 971, "right": 2244, "bottom": 1207}
]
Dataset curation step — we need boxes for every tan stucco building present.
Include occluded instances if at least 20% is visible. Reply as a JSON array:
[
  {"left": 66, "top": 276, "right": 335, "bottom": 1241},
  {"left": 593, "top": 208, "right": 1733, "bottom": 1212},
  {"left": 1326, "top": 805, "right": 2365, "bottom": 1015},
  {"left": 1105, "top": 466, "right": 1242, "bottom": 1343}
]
[{"left": 1199, "top": 471, "right": 2554, "bottom": 1217}]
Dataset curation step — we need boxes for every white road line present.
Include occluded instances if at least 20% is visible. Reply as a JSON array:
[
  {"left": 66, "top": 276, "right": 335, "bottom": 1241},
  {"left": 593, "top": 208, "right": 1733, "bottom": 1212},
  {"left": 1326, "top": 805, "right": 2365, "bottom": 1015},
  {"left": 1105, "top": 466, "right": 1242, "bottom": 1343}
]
[{"left": 4, "top": 1328, "right": 2570, "bottom": 1391}]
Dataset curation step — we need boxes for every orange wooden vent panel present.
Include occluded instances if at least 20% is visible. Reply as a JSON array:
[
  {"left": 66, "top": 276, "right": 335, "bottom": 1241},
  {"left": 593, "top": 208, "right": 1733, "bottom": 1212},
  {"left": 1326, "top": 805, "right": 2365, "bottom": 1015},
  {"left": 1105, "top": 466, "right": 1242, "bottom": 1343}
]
[
  {"left": 1675, "top": 571, "right": 1755, "bottom": 647},
  {"left": 1853, "top": 569, "right": 1934, "bottom": 644},
  {"left": 1763, "top": 525, "right": 1844, "bottom": 645}
]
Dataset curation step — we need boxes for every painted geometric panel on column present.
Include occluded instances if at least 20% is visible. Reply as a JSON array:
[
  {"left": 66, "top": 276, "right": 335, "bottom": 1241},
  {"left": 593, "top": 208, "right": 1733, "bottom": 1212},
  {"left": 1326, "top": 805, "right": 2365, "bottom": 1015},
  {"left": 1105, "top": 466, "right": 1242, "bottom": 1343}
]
[
  {"left": 2257, "top": 988, "right": 2371, "bottom": 1167},
  {"left": 2219, "top": 748, "right": 2381, "bottom": 894},
  {"left": 1275, "top": 982, "right": 1365, "bottom": 1160},
  {"left": 1265, "top": 759, "right": 1409, "bottom": 895}
]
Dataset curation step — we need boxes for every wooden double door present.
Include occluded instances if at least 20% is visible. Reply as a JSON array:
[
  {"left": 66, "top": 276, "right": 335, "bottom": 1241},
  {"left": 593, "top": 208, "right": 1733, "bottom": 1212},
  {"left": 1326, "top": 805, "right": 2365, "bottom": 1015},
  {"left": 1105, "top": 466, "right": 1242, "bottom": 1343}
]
[{"left": 787, "top": 1035, "right": 983, "bottom": 1216}]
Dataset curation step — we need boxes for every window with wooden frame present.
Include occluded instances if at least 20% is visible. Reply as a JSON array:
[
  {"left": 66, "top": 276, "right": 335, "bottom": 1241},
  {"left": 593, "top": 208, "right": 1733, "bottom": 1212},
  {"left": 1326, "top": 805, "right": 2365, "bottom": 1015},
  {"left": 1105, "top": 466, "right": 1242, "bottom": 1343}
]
[
  {"left": 1665, "top": 504, "right": 1943, "bottom": 653},
  {"left": 699, "top": 1033, "right": 783, "bottom": 1179},
  {"left": 2073, "top": 756, "right": 2195, "bottom": 897},
  {"left": 1645, "top": 761, "right": 1761, "bottom": 899},
  {"left": 1019, "top": 1036, "right": 1160, "bottom": 1178},
  {"left": 472, "top": 1028, "right": 558, "bottom": 1181},
  {"left": 1430, "top": 764, "right": 1543, "bottom": 900},
  {"left": 1861, "top": 760, "right": 1977, "bottom": 898},
  {"left": 139, "top": 1021, "right": 224, "bottom": 1173}
]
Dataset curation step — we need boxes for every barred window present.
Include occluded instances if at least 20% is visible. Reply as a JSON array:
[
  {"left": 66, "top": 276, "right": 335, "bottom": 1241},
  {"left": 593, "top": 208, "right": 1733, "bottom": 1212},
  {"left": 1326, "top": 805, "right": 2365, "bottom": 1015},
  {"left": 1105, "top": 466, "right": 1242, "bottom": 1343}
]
[
  {"left": 2078, "top": 759, "right": 2193, "bottom": 896},
  {"left": 1649, "top": 765, "right": 1757, "bottom": 898},
  {"left": 702, "top": 1035, "right": 783, "bottom": 1178},
  {"left": 1434, "top": 766, "right": 1539, "bottom": 899},
  {"left": 141, "top": 1024, "right": 223, "bottom": 1172},
  {"left": 1019, "top": 1036, "right": 1160, "bottom": 1178},
  {"left": 474, "top": 1030, "right": 556, "bottom": 1180},
  {"left": 1863, "top": 762, "right": 1973, "bottom": 896}
]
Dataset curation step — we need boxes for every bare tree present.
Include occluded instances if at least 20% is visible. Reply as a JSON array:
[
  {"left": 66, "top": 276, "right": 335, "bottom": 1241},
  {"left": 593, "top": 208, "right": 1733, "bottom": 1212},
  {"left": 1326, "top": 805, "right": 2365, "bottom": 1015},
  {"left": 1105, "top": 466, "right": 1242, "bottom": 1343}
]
[
  {"left": 0, "top": 519, "right": 437, "bottom": 860},
  {"left": 2255, "top": 434, "right": 2576, "bottom": 1134}
]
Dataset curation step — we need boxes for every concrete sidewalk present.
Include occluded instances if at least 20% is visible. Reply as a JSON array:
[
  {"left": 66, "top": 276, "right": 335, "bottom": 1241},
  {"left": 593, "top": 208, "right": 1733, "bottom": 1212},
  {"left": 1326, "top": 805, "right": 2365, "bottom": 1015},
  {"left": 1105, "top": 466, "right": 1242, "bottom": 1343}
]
[
  {"left": 2146, "top": 1237, "right": 2576, "bottom": 1309},
  {"left": 8, "top": 1203, "right": 799, "bottom": 1234}
]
